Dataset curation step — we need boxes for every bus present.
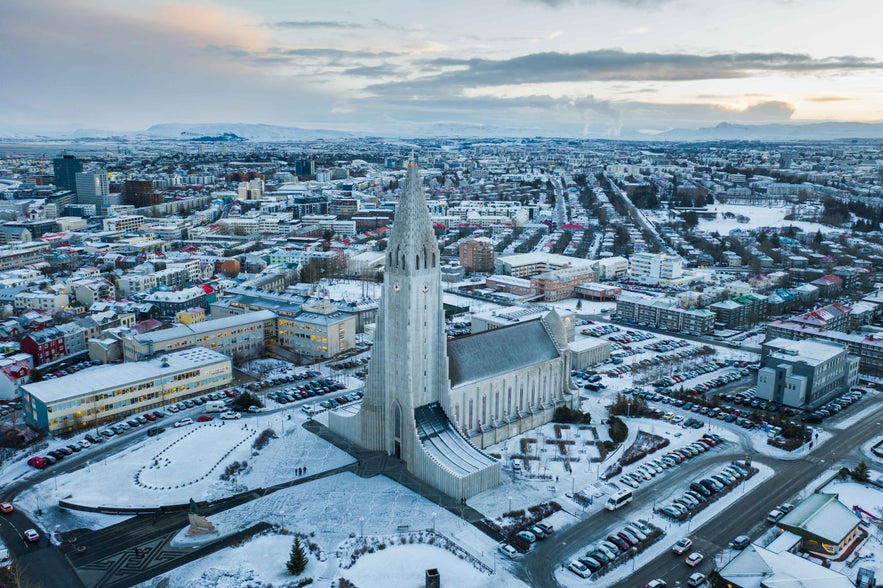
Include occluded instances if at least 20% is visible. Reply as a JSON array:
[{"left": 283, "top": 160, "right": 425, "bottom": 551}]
[{"left": 605, "top": 489, "right": 633, "bottom": 511}]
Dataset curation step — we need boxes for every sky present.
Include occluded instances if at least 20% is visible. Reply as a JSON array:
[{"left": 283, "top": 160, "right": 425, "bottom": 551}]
[{"left": 1, "top": 0, "right": 882, "bottom": 137}]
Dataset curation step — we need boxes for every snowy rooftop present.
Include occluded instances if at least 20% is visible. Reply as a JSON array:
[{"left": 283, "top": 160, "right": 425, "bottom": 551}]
[
  {"left": 764, "top": 338, "right": 846, "bottom": 366},
  {"left": 21, "top": 347, "right": 230, "bottom": 404},
  {"left": 448, "top": 320, "right": 558, "bottom": 388},
  {"left": 778, "top": 493, "right": 860, "bottom": 544},
  {"left": 719, "top": 544, "right": 855, "bottom": 588},
  {"left": 129, "top": 310, "right": 276, "bottom": 343}
]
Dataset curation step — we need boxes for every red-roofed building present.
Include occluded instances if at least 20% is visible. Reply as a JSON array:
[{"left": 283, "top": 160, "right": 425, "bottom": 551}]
[
  {"left": 0, "top": 353, "right": 34, "bottom": 400},
  {"left": 810, "top": 274, "right": 843, "bottom": 299}
]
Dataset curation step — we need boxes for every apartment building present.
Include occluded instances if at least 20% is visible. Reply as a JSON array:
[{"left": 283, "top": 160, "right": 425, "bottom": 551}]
[{"left": 757, "top": 338, "right": 859, "bottom": 407}]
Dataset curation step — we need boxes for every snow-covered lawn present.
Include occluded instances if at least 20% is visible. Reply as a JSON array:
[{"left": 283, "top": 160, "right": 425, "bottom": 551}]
[
  {"left": 343, "top": 543, "right": 527, "bottom": 588},
  {"left": 140, "top": 473, "right": 523, "bottom": 588},
  {"left": 694, "top": 204, "right": 828, "bottom": 235},
  {"left": 15, "top": 412, "right": 356, "bottom": 530}
]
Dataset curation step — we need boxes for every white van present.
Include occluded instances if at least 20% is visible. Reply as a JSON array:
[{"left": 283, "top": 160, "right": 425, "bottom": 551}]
[{"left": 204, "top": 400, "right": 226, "bottom": 413}]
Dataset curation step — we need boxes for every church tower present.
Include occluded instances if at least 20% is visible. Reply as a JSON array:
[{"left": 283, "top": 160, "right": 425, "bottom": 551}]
[
  {"left": 331, "top": 162, "right": 500, "bottom": 499},
  {"left": 360, "top": 163, "right": 449, "bottom": 461}
]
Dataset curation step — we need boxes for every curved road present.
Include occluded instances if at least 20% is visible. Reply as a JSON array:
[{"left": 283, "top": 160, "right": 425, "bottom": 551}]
[{"left": 520, "top": 398, "right": 883, "bottom": 587}]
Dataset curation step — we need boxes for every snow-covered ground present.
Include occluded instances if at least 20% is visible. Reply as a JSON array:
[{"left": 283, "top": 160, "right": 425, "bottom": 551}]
[
  {"left": 15, "top": 411, "right": 355, "bottom": 528},
  {"left": 695, "top": 204, "right": 828, "bottom": 235},
  {"left": 139, "top": 472, "right": 523, "bottom": 588}
]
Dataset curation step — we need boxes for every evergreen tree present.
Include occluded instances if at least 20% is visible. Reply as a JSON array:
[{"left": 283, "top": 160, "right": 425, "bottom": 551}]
[
  {"left": 287, "top": 536, "right": 309, "bottom": 576},
  {"left": 853, "top": 460, "right": 870, "bottom": 482}
]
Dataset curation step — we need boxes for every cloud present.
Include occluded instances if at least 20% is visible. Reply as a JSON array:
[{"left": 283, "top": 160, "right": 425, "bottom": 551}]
[
  {"left": 379, "top": 49, "right": 883, "bottom": 93},
  {"left": 517, "top": 0, "right": 673, "bottom": 7},
  {"left": 805, "top": 95, "right": 855, "bottom": 102},
  {"left": 270, "top": 20, "right": 366, "bottom": 29}
]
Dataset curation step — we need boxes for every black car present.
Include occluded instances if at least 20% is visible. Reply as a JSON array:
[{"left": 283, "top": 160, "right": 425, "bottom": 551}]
[{"left": 690, "top": 482, "right": 712, "bottom": 497}]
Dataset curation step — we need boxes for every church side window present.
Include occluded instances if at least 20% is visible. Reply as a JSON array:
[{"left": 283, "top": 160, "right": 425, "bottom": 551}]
[
  {"left": 468, "top": 399, "right": 474, "bottom": 430},
  {"left": 495, "top": 391, "right": 500, "bottom": 422},
  {"left": 530, "top": 384, "right": 536, "bottom": 407},
  {"left": 481, "top": 395, "right": 487, "bottom": 425},
  {"left": 507, "top": 388, "right": 512, "bottom": 414},
  {"left": 394, "top": 404, "right": 402, "bottom": 438}
]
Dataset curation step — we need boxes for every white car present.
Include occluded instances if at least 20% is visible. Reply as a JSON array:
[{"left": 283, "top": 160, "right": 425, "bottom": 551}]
[
  {"left": 220, "top": 411, "right": 241, "bottom": 420},
  {"left": 498, "top": 544, "right": 518, "bottom": 559},
  {"left": 77, "top": 439, "right": 91, "bottom": 449},
  {"left": 685, "top": 552, "right": 704, "bottom": 567},
  {"left": 672, "top": 537, "right": 693, "bottom": 555},
  {"left": 568, "top": 560, "right": 590, "bottom": 578},
  {"left": 173, "top": 418, "right": 192, "bottom": 428},
  {"left": 687, "top": 572, "right": 707, "bottom": 587}
]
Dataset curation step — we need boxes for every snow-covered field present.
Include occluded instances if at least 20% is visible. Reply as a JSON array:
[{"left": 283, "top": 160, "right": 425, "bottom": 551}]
[
  {"left": 696, "top": 204, "right": 827, "bottom": 235},
  {"left": 140, "top": 473, "right": 523, "bottom": 587},
  {"left": 15, "top": 411, "right": 356, "bottom": 529}
]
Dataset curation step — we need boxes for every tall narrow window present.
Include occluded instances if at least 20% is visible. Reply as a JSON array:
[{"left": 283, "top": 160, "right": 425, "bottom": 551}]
[{"left": 394, "top": 404, "right": 402, "bottom": 439}]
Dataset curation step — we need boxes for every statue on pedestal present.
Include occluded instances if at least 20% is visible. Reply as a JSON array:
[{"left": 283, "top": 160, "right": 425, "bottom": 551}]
[{"left": 186, "top": 498, "right": 217, "bottom": 537}]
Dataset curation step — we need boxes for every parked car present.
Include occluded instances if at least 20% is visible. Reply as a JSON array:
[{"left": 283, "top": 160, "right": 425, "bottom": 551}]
[
  {"left": 498, "top": 543, "right": 518, "bottom": 559},
  {"left": 687, "top": 572, "right": 707, "bottom": 587},
  {"left": 0, "top": 501, "right": 13, "bottom": 514},
  {"left": 645, "top": 580, "right": 667, "bottom": 588},
  {"left": 173, "top": 418, "right": 193, "bottom": 428},
  {"left": 197, "top": 415, "right": 213, "bottom": 422},
  {"left": 220, "top": 411, "right": 241, "bottom": 420},
  {"left": 516, "top": 530, "right": 536, "bottom": 544},
  {"left": 731, "top": 535, "right": 751, "bottom": 550},
  {"left": 568, "top": 560, "right": 591, "bottom": 578}
]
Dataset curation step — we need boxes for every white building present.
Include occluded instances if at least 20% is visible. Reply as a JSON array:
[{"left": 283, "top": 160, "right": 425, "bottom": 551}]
[
  {"left": 22, "top": 347, "right": 232, "bottom": 433},
  {"left": 629, "top": 252, "right": 683, "bottom": 285}
]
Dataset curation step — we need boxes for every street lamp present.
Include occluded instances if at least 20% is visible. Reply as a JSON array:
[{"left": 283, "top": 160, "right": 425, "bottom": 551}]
[{"left": 86, "top": 460, "right": 91, "bottom": 473}]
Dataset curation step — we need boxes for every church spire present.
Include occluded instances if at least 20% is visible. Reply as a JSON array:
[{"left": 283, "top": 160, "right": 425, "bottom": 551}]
[{"left": 387, "top": 162, "right": 439, "bottom": 275}]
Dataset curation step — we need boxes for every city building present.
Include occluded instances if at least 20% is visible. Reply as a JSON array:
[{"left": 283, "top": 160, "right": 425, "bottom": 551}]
[
  {"left": 277, "top": 299, "right": 356, "bottom": 362},
  {"left": 616, "top": 292, "right": 715, "bottom": 335},
  {"left": 53, "top": 155, "right": 83, "bottom": 193},
  {"left": 709, "top": 294, "right": 768, "bottom": 329},
  {"left": 459, "top": 237, "right": 495, "bottom": 273},
  {"left": 569, "top": 337, "right": 612, "bottom": 370},
  {"left": 717, "top": 543, "right": 854, "bottom": 588},
  {"left": 530, "top": 265, "right": 596, "bottom": 301},
  {"left": 776, "top": 493, "right": 863, "bottom": 557},
  {"left": 0, "top": 353, "right": 34, "bottom": 401},
  {"left": 495, "top": 252, "right": 595, "bottom": 279},
  {"left": 329, "top": 164, "right": 502, "bottom": 499},
  {"left": 142, "top": 287, "right": 208, "bottom": 318},
  {"left": 21, "top": 347, "right": 232, "bottom": 433},
  {"left": 120, "top": 310, "right": 277, "bottom": 362},
  {"left": 629, "top": 252, "right": 683, "bottom": 285},
  {"left": 766, "top": 321, "right": 883, "bottom": 376},
  {"left": 76, "top": 171, "right": 116, "bottom": 212},
  {"left": 757, "top": 338, "right": 858, "bottom": 407}
]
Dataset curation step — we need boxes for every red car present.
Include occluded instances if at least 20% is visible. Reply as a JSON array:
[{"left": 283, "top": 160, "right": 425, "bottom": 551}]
[
  {"left": 197, "top": 415, "right": 213, "bottom": 422},
  {"left": 27, "top": 456, "right": 48, "bottom": 469},
  {"left": 224, "top": 390, "right": 237, "bottom": 398},
  {"left": 143, "top": 413, "right": 157, "bottom": 421}
]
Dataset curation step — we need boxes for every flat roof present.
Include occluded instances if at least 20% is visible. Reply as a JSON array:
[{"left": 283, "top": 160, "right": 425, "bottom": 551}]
[
  {"left": 22, "top": 347, "right": 230, "bottom": 405},
  {"left": 765, "top": 337, "right": 845, "bottom": 365},
  {"left": 130, "top": 310, "right": 276, "bottom": 344}
]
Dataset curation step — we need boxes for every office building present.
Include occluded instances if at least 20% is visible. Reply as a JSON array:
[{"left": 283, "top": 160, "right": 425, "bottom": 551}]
[
  {"left": 21, "top": 347, "right": 232, "bottom": 433},
  {"left": 53, "top": 155, "right": 82, "bottom": 192},
  {"left": 757, "top": 338, "right": 858, "bottom": 407}
]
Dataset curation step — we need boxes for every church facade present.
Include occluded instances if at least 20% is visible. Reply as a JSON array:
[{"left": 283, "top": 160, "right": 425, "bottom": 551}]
[{"left": 330, "top": 163, "right": 571, "bottom": 499}]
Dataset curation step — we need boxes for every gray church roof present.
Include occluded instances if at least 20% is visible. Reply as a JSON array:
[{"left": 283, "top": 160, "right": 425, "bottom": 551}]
[{"left": 448, "top": 319, "right": 559, "bottom": 388}]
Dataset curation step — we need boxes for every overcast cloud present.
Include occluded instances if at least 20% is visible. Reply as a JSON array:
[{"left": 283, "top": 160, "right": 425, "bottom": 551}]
[{"left": 1, "top": 0, "right": 880, "bottom": 135}]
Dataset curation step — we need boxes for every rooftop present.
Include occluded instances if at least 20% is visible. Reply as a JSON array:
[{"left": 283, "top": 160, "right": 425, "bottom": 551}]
[{"left": 21, "top": 347, "right": 231, "bottom": 405}]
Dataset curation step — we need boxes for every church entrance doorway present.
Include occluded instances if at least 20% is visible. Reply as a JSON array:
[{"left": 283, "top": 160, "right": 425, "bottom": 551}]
[{"left": 394, "top": 441, "right": 401, "bottom": 459}]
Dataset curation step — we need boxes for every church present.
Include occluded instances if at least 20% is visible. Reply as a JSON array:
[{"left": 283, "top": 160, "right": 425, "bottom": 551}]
[{"left": 329, "top": 163, "right": 573, "bottom": 499}]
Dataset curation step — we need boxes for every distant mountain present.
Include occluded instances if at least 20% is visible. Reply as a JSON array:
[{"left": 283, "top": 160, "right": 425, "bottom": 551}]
[
  {"left": 656, "top": 121, "right": 883, "bottom": 141},
  {"left": 140, "top": 123, "right": 353, "bottom": 141}
]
